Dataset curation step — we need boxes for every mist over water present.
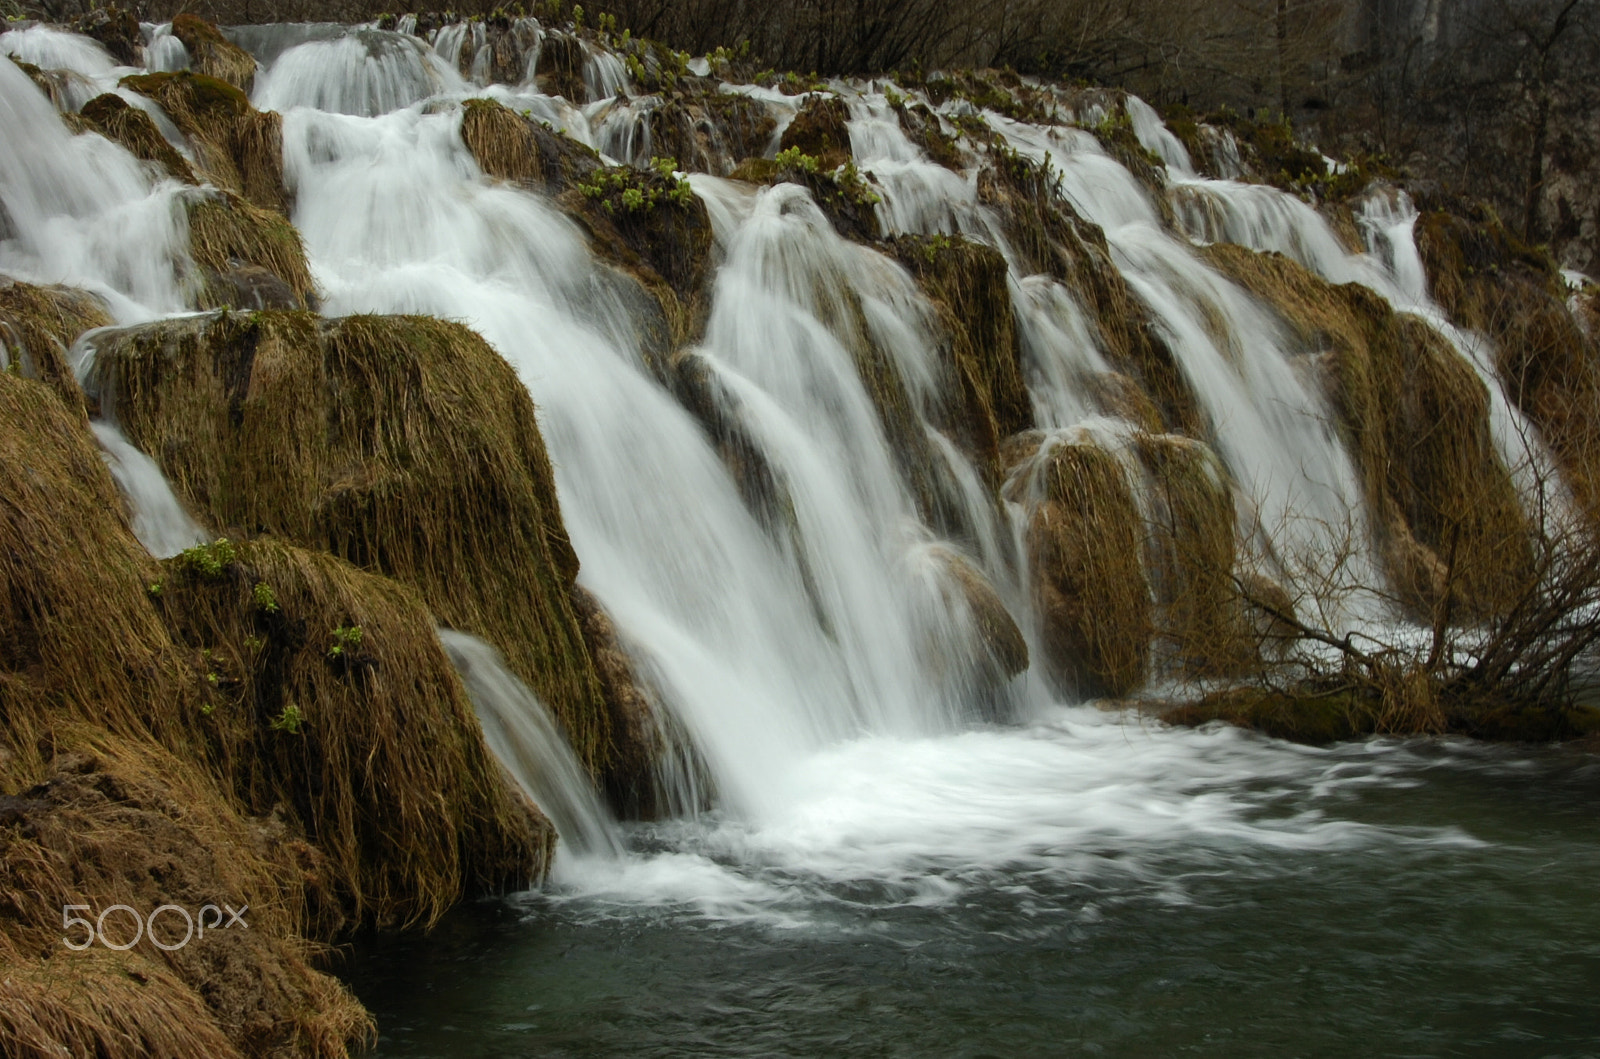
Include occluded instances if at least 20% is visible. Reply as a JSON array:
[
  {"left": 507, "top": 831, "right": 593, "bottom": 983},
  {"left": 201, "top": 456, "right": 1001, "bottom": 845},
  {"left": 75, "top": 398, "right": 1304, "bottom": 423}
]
[{"left": 5, "top": 23, "right": 1597, "bottom": 1055}]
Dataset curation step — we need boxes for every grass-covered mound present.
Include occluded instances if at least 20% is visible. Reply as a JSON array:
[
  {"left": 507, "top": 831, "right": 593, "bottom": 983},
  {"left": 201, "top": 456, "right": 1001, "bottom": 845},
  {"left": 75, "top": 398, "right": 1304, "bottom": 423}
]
[
  {"left": 88, "top": 311, "right": 619, "bottom": 780},
  {"left": 154, "top": 537, "right": 552, "bottom": 929},
  {"left": 1012, "top": 433, "right": 1152, "bottom": 697},
  {"left": 1416, "top": 207, "right": 1600, "bottom": 519},
  {"left": 888, "top": 234, "right": 1032, "bottom": 489},
  {"left": 120, "top": 70, "right": 287, "bottom": 215},
  {"left": 79, "top": 93, "right": 199, "bottom": 185},
  {"left": 0, "top": 278, "right": 111, "bottom": 418},
  {"left": 0, "top": 373, "right": 372, "bottom": 1056},
  {"left": 1205, "top": 243, "right": 1531, "bottom": 615}
]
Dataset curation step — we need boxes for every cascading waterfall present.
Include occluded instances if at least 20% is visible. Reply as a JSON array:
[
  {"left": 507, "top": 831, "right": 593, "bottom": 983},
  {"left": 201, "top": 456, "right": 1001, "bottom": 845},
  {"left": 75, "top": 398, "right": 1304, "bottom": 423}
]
[
  {"left": 441, "top": 629, "right": 625, "bottom": 860},
  {"left": 1, "top": 23, "right": 1553, "bottom": 908}
]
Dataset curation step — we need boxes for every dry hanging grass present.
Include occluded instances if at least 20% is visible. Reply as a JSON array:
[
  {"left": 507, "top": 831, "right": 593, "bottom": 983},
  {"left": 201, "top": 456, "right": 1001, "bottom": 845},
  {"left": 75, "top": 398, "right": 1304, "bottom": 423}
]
[
  {"left": 1134, "top": 431, "right": 1252, "bottom": 677},
  {"left": 185, "top": 190, "right": 316, "bottom": 309},
  {"left": 889, "top": 234, "right": 1033, "bottom": 489},
  {"left": 1018, "top": 434, "right": 1152, "bottom": 697},
  {"left": 90, "top": 312, "right": 617, "bottom": 777},
  {"left": 120, "top": 70, "right": 288, "bottom": 215},
  {"left": 1416, "top": 208, "right": 1600, "bottom": 519},
  {"left": 977, "top": 150, "right": 1203, "bottom": 435},
  {"left": 170, "top": 13, "right": 259, "bottom": 93},
  {"left": 0, "top": 278, "right": 111, "bottom": 419},
  {"left": 79, "top": 93, "right": 199, "bottom": 185},
  {"left": 1204, "top": 242, "right": 1532, "bottom": 616},
  {"left": 0, "top": 729, "right": 372, "bottom": 1059},
  {"left": 155, "top": 537, "right": 554, "bottom": 929}
]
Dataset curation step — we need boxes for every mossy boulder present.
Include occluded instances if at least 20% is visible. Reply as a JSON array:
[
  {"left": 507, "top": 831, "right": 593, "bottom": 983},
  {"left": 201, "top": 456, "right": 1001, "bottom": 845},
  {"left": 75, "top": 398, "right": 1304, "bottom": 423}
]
[
  {"left": 1204, "top": 242, "right": 1532, "bottom": 615},
  {"left": 647, "top": 91, "right": 776, "bottom": 176},
  {"left": 86, "top": 312, "right": 626, "bottom": 784},
  {"left": 1018, "top": 436, "right": 1152, "bottom": 698},
  {"left": 535, "top": 30, "right": 587, "bottom": 102},
  {"left": 79, "top": 93, "right": 198, "bottom": 185},
  {"left": 70, "top": 5, "right": 142, "bottom": 67},
  {"left": 778, "top": 95, "right": 851, "bottom": 168},
  {"left": 730, "top": 151, "right": 883, "bottom": 244},
  {"left": 893, "top": 100, "right": 964, "bottom": 171},
  {"left": 888, "top": 234, "right": 1031, "bottom": 487},
  {"left": 170, "top": 14, "right": 257, "bottom": 94},
  {"left": 0, "top": 277, "right": 111, "bottom": 418}
]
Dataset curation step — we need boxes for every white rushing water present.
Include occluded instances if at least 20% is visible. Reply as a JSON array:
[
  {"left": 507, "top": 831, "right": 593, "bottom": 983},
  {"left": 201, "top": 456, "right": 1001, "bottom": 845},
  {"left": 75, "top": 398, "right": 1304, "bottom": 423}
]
[{"left": 0, "top": 27, "right": 1529, "bottom": 915}]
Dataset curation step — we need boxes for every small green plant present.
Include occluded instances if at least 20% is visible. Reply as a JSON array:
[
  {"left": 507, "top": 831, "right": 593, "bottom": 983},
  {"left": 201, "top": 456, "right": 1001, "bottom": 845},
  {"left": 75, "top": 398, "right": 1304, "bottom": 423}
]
[
  {"left": 175, "top": 537, "right": 237, "bottom": 580},
  {"left": 328, "top": 624, "right": 363, "bottom": 659},
  {"left": 146, "top": 580, "right": 163, "bottom": 598},
  {"left": 571, "top": 3, "right": 582, "bottom": 28},
  {"left": 884, "top": 85, "right": 904, "bottom": 108},
  {"left": 775, "top": 146, "right": 820, "bottom": 174},
  {"left": 243, "top": 635, "right": 263, "bottom": 652},
  {"left": 252, "top": 581, "right": 279, "bottom": 613},
  {"left": 578, "top": 160, "right": 695, "bottom": 214},
  {"left": 270, "top": 703, "right": 304, "bottom": 734},
  {"left": 200, "top": 701, "right": 216, "bottom": 717}
]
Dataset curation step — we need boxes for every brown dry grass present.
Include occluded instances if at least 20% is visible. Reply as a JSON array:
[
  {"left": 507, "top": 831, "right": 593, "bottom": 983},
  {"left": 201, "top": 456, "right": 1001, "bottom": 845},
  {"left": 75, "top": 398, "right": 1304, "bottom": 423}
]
[
  {"left": 80, "top": 93, "right": 199, "bottom": 185},
  {"left": 171, "top": 13, "right": 258, "bottom": 93},
  {"left": 1204, "top": 242, "right": 1532, "bottom": 617},
  {"left": 889, "top": 235, "right": 1032, "bottom": 489},
  {"left": 0, "top": 278, "right": 111, "bottom": 419},
  {"left": 185, "top": 191, "right": 316, "bottom": 309},
  {"left": 1019, "top": 435, "right": 1152, "bottom": 697},
  {"left": 90, "top": 312, "right": 617, "bottom": 778},
  {"left": 1417, "top": 209, "right": 1600, "bottom": 521},
  {"left": 156, "top": 537, "right": 552, "bottom": 929}
]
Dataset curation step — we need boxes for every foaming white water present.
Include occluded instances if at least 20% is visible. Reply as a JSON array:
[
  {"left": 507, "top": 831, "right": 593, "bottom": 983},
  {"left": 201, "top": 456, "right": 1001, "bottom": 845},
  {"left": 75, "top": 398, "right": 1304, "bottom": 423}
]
[
  {"left": 278, "top": 99, "right": 1010, "bottom": 820},
  {"left": 90, "top": 420, "right": 209, "bottom": 557},
  {"left": 1, "top": 25, "right": 120, "bottom": 81},
  {"left": 253, "top": 30, "right": 462, "bottom": 116},
  {"left": 0, "top": 55, "right": 190, "bottom": 317},
  {"left": 440, "top": 629, "right": 625, "bottom": 859},
  {"left": 539, "top": 708, "right": 1481, "bottom": 925}
]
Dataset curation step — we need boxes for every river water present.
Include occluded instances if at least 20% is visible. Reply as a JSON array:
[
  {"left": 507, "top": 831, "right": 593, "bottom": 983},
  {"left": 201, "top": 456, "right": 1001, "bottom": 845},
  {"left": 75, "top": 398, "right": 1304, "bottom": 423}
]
[{"left": 347, "top": 713, "right": 1600, "bottom": 1058}]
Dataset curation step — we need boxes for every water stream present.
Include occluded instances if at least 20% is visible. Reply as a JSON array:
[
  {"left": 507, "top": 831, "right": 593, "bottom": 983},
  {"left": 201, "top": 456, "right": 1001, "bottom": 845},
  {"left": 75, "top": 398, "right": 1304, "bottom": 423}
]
[{"left": 4, "top": 24, "right": 1597, "bottom": 1055}]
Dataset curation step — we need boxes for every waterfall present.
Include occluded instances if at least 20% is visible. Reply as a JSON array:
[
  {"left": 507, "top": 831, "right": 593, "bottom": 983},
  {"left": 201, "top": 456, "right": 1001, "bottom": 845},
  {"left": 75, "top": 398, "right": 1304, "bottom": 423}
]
[
  {"left": 4, "top": 19, "right": 1581, "bottom": 901},
  {"left": 90, "top": 421, "right": 210, "bottom": 558},
  {"left": 440, "top": 629, "right": 625, "bottom": 859}
]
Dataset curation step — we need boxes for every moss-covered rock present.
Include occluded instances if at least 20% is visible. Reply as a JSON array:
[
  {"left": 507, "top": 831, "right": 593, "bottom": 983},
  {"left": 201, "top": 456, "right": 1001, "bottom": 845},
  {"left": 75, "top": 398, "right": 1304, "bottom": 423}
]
[
  {"left": 86, "top": 312, "right": 625, "bottom": 784},
  {"left": 567, "top": 159, "right": 711, "bottom": 300},
  {"left": 1205, "top": 242, "right": 1532, "bottom": 615},
  {"left": 70, "top": 5, "right": 142, "bottom": 67},
  {"left": 170, "top": 14, "right": 257, "bottom": 94},
  {"left": 731, "top": 141, "right": 884, "bottom": 244},
  {"left": 887, "top": 234, "right": 1031, "bottom": 487},
  {"left": 79, "top": 93, "right": 198, "bottom": 185},
  {"left": 646, "top": 91, "right": 775, "bottom": 176},
  {"left": 1019, "top": 436, "right": 1152, "bottom": 698},
  {"left": 893, "top": 100, "right": 964, "bottom": 171},
  {"left": 0, "top": 277, "right": 111, "bottom": 418},
  {"left": 779, "top": 95, "right": 852, "bottom": 168}
]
